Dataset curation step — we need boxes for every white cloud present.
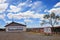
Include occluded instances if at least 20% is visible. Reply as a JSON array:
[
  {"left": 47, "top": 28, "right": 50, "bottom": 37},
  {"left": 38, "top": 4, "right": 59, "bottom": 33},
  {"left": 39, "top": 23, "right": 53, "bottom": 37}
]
[
  {"left": 45, "top": 2, "right": 60, "bottom": 15},
  {"left": 17, "top": 1, "right": 46, "bottom": 13},
  {"left": 7, "top": 13, "right": 13, "bottom": 19},
  {"left": 7, "top": 0, "right": 30, "bottom": 13},
  {"left": 31, "top": 1, "right": 42, "bottom": 8},
  {"left": 0, "top": 0, "right": 6, "bottom": 3},
  {"left": 44, "top": 2, "right": 60, "bottom": 15},
  {"left": 18, "top": 0, "right": 32, "bottom": 7},
  {"left": 44, "top": 9, "right": 49, "bottom": 12},
  {"left": 7, "top": 10, "right": 45, "bottom": 20},
  {"left": 8, "top": 5, "right": 21, "bottom": 13},
  {"left": 28, "top": 4, "right": 32, "bottom": 7},
  {"left": 7, "top": 0, "right": 46, "bottom": 14},
  {"left": 54, "top": 2, "right": 60, "bottom": 7},
  {"left": 20, "top": 11, "right": 45, "bottom": 19},
  {"left": 0, "top": 14, "right": 5, "bottom": 19},
  {"left": 7, "top": 13, "right": 23, "bottom": 19},
  {"left": 48, "top": 8, "right": 60, "bottom": 15},
  {"left": 7, "top": 11, "right": 33, "bottom": 19},
  {"left": 18, "top": 3, "right": 26, "bottom": 7},
  {"left": 24, "top": 19, "right": 32, "bottom": 23},
  {"left": 0, "top": 0, "right": 8, "bottom": 13},
  {"left": 33, "top": 13, "right": 45, "bottom": 19},
  {"left": 29, "top": 1, "right": 46, "bottom": 12},
  {"left": 21, "top": 11, "right": 34, "bottom": 18},
  {"left": 0, "top": 3, "right": 8, "bottom": 13}
]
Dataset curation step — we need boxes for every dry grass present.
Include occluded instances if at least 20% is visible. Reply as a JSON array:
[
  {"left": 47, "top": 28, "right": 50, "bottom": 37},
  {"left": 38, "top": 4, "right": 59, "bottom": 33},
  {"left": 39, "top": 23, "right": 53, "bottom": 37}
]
[{"left": 0, "top": 31, "right": 60, "bottom": 40}]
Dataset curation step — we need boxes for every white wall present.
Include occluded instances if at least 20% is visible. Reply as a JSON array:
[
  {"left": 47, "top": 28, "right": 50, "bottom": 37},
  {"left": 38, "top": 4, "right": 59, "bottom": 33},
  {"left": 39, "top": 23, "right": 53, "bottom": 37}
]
[
  {"left": 44, "top": 27, "right": 51, "bottom": 33},
  {"left": 23, "top": 27, "right": 26, "bottom": 31},
  {"left": 6, "top": 26, "right": 26, "bottom": 32}
]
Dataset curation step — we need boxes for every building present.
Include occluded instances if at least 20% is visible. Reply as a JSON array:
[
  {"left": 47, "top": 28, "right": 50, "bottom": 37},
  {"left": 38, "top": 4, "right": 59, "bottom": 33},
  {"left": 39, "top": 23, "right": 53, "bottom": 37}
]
[
  {"left": 27, "top": 28, "right": 44, "bottom": 33},
  {"left": 44, "top": 26, "right": 60, "bottom": 34},
  {"left": 27, "top": 26, "right": 60, "bottom": 34},
  {"left": 5, "top": 22, "right": 26, "bottom": 32}
]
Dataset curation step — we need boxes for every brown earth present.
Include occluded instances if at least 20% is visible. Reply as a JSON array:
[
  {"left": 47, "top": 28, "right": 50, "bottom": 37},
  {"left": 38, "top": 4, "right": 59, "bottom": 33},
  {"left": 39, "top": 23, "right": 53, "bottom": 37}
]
[{"left": 0, "top": 32, "right": 60, "bottom": 40}]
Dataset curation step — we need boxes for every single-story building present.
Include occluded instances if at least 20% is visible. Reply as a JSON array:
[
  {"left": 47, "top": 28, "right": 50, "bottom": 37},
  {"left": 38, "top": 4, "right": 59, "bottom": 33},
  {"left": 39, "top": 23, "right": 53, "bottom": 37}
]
[
  {"left": 27, "top": 26, "right": 60, "bottom": 34},
  {"left": 44, "top": 26, "right": 60, "bottom": 34},
  {"left": 5, "top": 22, "right": 26, "bottom": 32},
  {"left": 27, "top": 28, "right": 44, "bottom": 33}
]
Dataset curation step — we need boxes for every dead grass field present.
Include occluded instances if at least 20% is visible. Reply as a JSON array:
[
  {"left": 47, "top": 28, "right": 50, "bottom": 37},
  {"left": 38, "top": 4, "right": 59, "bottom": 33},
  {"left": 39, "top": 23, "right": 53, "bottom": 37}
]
[{"left": 0, "top": 32, "right": 60, "bottom": 40}]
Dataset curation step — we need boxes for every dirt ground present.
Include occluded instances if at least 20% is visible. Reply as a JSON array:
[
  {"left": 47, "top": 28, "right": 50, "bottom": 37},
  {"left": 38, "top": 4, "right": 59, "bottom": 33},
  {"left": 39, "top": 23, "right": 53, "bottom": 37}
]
[{"left": 0, "top": 32, "right": 60, "bottom": 40}]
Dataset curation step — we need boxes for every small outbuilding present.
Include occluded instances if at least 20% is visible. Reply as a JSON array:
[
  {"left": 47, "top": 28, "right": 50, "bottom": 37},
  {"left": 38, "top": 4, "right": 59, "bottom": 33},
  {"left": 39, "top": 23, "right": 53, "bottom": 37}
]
[
  {"left": 5, "top": 22, "right": 26, "bottom": 32},
  {"left": 44, "top": 26, "right": 60, "bottom": 34}
]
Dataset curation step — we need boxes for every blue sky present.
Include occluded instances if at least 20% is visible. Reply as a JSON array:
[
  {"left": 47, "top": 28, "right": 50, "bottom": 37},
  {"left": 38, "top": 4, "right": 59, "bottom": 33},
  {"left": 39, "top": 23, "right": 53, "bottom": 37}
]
[{"left": 0, "top": 0, "right": 60, "bottom": 28}]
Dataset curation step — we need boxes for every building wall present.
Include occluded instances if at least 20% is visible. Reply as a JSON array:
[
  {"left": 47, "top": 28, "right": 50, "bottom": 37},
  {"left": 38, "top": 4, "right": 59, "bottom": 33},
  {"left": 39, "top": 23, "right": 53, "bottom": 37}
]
[
  {"left": 26, "top": 28, "right": 44, "bottom": 33},
  {"left": 27, "top": 27, "right": 60, "bottom": 34},
  {"left": 23, "top": 27, "right": 26, "bottom": 31},
  {"left": 39, "top": 28, "right": 44, "bottom": 33},
  {"left": 5, "top": 27, "right": 8, "bottom": 32},
  {"left": 44, "top": 27, "right": 51, "bottom": 33},
  {"left": 6, "top": 26, "right": 26, "bottom": 32}
]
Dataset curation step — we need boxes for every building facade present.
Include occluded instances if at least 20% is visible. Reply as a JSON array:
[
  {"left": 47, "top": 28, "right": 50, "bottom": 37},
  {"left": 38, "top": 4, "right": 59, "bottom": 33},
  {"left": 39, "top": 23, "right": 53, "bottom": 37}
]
[
  {"left": 5, "top": 22, "right": 26, "bottom": 32},
  {"left": 27, "top": 28, "right": 44, "bottom": 33},
  {"left": 27, "top": 26, "right": 60, "bottom": 34}
]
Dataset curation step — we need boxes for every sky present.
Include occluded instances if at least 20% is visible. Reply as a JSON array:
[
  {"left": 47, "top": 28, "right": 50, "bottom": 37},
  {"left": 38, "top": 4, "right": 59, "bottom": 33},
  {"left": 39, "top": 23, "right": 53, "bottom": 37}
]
[{"left": 0, "top": 0, "right": 60, "bottom": 28}]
